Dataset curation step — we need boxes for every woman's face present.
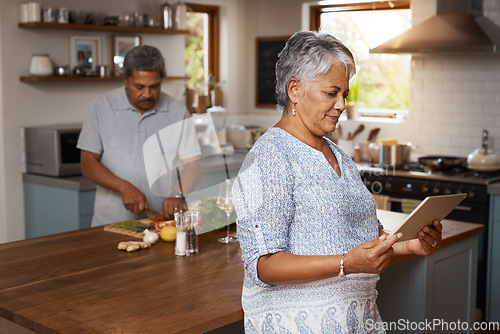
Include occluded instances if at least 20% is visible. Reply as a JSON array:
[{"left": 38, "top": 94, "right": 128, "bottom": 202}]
[{"left": 294, "top": 65, "right": 349, "bottom": 138}]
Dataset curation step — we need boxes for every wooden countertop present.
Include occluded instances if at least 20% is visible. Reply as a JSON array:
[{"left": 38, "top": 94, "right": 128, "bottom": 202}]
[
  {"left": 0, "top": 228, "right": 244, "bottom": 334},
  {"left": 0, "top": 212, "right": 484, "bottom": 333}
]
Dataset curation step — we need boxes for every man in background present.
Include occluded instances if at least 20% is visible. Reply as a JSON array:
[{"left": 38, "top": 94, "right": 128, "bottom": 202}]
[{"left": 77, "top": 45, "right": 200, "bottom": 226}]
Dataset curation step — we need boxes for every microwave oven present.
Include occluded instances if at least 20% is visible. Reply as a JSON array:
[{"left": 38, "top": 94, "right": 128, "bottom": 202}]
[{"left": 24, "top": 124, "right": 82, "bottom": 177}]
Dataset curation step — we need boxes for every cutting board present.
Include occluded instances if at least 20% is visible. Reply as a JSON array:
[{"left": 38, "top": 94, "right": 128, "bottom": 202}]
[{"left": 103, "top": 218, "right": 154, "bottom": 239}]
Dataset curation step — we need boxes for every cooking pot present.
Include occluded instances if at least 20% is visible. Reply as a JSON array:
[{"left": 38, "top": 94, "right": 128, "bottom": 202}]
[
  {"left": 418, "top": 156, "right": 465, "bottom": 171},
  {"left": 226, "top": 125, "right": 264, "bottom": 150},
  {"left": 378, "top": 142, "right": 412, "bottom": 168},
  {"left": 467, "top": 129, "right": 500, "bottom": 172}
]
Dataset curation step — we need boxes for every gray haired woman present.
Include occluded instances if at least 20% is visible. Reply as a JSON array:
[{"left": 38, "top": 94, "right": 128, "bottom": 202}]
[{"left": 232, "top": 30, "right": 442, "bottom": 333}]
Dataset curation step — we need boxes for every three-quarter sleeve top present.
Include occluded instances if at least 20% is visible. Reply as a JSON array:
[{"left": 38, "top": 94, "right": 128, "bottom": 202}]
[{"left": 232, "top": 127, "right": 384, "bottom": 333}]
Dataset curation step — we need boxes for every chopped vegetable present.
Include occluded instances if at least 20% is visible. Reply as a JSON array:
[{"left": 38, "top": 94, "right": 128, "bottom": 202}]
[{"left": 109, "top": 220, "right": 155, "bottom": 232}]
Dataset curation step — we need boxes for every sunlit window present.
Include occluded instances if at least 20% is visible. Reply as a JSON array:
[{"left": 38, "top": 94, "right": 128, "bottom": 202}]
[
  {"left": 312, "top": 2, "right": 411, "bottom": 120},
  {"left": 184, "top": 4, "right": 219, "bottom": 113}
]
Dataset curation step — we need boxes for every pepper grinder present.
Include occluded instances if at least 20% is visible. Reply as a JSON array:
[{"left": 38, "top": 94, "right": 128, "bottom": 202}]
[{"left": 185, "top": 209, "right": 199, "bottom": 254}]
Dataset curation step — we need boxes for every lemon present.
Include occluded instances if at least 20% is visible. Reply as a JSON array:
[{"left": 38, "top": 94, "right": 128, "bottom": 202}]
[{"left": 159, "top": 225, "right": 176, "bottom": 242}]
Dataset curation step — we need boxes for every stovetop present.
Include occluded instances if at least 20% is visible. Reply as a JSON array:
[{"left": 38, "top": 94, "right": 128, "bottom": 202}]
[{"left": 358, "top": 163, "right": 500, "bottom": 185}]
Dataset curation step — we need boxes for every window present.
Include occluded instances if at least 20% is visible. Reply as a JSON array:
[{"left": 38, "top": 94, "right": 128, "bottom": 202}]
[
  {"left": 185, "top": 4, "right": 220, "bottom": 97},
  {"left": 310, "top": 1, "right": 411, "bottom": 120}
]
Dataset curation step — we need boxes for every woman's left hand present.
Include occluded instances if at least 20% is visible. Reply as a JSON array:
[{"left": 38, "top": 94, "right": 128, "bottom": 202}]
[{"left": 406, "top": 219, "right": 442, "bottom": 256}]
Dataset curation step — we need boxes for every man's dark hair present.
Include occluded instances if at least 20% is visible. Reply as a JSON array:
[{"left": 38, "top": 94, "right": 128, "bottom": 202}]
[{"left": 122, "top": 45, "right": 166, "bottom": 79}]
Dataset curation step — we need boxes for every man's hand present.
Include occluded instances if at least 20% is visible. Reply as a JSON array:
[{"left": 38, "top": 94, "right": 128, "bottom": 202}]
[
  {"left": 162, "top": 197, "right": 185, "bottom": 219},
  {"left": 344, "top": 233, "right": 402, "bottom": 275},
  {"left": 121, "top": 183, "right": 148, "bottom": 214}
]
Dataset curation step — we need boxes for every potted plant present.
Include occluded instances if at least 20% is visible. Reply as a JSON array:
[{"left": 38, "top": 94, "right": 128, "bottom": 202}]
[
  {"left": 345, "top": 77, "right": 360, "bottom": 119},
  {"left": 208, "top": 73, "right": 226, "bottom": 107}
]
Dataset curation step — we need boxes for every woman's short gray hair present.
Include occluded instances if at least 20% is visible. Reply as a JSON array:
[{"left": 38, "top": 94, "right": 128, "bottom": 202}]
[
  {"left": 122, "top": 45, "right": 166, "bottom": 79},
  {"left": 275, "top": 31, "right": 356, "bottom": 113}
]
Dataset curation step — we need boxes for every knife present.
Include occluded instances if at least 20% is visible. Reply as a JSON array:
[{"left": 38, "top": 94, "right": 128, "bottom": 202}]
[{"left": 145, "top": 208, "right": 165, "bottom": 220}]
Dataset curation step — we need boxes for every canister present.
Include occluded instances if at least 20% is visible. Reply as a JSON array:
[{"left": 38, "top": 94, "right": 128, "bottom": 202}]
[
  {"left": 42, "top": 6, "right": 56, "bottom": 23},
  {"left": 56, "top": 7, "right": 69, "bottom": 23},
  {"left": 161, "top": 2, "right": 174, "bottom": 29},
  {"left": 27, "top": 2, "right": 41, "bottom": 22},
  {"left": 20, "top": 4, "right": 29, "bottom": 23},
  {"left": 29, "top": 54, "right": 53, "bottom": 76}
]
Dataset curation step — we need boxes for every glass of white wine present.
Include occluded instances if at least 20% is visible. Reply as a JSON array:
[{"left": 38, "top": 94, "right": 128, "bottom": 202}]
[{"left": 216, "top": 178, "right": 237, "bottom": 243}]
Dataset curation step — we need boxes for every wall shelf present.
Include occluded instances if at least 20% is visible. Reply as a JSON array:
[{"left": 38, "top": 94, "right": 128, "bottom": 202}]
[
  {"left": 18, "top": 22, "right": 189, "bottom": 35},
  {"left": 20, "top": 76, "right": 189, "bottom": 83}
]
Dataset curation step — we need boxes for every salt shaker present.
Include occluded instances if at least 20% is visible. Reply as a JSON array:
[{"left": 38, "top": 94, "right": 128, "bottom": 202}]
[
  {"left": 185, "top": 210, "right": 199, "bottom": 254},
  {"left": 174, "top": 212, "right": 187, "bottom": 257}
]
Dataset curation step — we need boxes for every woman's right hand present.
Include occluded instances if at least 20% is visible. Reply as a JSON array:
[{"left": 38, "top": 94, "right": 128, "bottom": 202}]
[{"left": 343, "top": 233, "right": 402, "bottom": 275}]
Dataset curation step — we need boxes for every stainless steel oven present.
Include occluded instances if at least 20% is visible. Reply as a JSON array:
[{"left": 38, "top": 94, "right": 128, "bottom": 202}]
[{"left": 360, "top": 164, "right": 500, "bottom": 318}]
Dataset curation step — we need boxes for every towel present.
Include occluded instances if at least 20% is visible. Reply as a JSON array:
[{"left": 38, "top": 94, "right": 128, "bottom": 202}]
[
  {"left": 372, "top": 194, "right": 390, "bottom": 210},
  {"left": 401, "top": 198, "right": 422, "bottom": 214}
]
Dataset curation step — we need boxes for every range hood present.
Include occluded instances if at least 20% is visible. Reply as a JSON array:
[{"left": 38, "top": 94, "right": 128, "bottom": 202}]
[{"left": 370, "top": 0, "right": 498, "bottom": 54}]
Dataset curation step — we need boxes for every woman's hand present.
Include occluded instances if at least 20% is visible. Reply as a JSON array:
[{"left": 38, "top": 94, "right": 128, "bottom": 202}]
[
  {"left": 344, "top": 233, "right": 402, "bottom": 275},
  {"left": 406, "top": 219, "right": 442, "bottom": 256}
]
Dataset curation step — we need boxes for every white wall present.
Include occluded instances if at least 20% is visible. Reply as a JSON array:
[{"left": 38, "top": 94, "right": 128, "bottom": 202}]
[{"left": 0, "top": 1, "right": 7, "bottom": 242}]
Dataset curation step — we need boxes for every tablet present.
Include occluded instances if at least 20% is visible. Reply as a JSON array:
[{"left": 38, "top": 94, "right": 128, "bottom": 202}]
[{"left": 388, "top": 193, "right": 467, "bottom": 241}]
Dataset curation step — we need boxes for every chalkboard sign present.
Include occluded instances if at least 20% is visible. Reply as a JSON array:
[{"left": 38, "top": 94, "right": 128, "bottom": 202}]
[{"left": 256, "top": 37, "right": 289, "bottom": 108}]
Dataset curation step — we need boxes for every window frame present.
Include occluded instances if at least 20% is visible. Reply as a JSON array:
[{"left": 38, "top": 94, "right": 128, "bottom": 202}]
[
  {"left": 186, "top": 3, "right": 220, "bottom": 82},
  {"left": 309, "top": 1, "right": 410, "bottom": 31},
  {"left": 310, "top": 1, "right": 411, "bottom": 121}
]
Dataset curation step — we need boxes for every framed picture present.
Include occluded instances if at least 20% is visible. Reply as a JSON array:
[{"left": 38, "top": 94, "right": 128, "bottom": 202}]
[
  {"left": 111, "top": 35, "right": 142, "bottom": 77},
  {"left": 70, "top": 36, "right": 101, "bottom": 73}
]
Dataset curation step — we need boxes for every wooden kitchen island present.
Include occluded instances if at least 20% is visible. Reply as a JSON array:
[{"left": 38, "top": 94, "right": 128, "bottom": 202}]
[
  {"left": 0, "top": 228, "right": 244, "bottom": 334},
  {"left": 0, "top": 211, "right": 484, "bottom": 334}
]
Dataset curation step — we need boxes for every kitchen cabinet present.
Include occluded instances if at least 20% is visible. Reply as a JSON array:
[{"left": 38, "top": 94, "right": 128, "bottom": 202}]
[
  {"left": 23, "top": 174, "right": 96, "bottom": 238},
  {"left": 376, "top": 210, "right": 482, "bottom": 333},
  {"left": 487, "top": 187, "right": 500, "bottom": 322},
  {"left": 18, "top": 22, "right": 189, "bottom": 83}
]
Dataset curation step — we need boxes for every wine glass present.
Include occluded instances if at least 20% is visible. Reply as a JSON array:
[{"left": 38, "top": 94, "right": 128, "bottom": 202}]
[{"left": 216, "top": 178, "right": 237, "bottom": 243}]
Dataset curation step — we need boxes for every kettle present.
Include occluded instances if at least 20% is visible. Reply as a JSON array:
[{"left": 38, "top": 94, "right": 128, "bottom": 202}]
[{"left": 467, "top": 129, "right": 500, "bottom": 172}]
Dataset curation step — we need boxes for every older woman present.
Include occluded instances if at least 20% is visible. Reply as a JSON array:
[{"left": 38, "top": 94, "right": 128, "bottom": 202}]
[{"left": 232, "top": 31, "right": 442, "bottom": 333}]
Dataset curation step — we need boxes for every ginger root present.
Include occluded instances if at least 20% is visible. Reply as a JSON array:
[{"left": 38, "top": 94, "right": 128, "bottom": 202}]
[{"left": 117, "top": 241, "right": 151, "bottom": 252}]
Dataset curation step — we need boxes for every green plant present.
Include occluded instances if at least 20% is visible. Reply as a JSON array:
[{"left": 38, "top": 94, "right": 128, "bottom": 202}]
[
  {"left": 208, "top": 73, "right": 226, "bottom": 89},
  {"left": 346, "top": 77, "right": 360, "bottom": 106}
]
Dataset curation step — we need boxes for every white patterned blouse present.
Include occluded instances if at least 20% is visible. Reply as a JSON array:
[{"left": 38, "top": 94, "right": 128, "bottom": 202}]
[{"left": 232, "top": 127, "right": 385, "bottom": 334}]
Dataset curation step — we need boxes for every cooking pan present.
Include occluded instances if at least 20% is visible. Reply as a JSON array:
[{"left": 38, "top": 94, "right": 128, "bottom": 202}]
[{"left": 418, "top": 156, "right": 465, "bottom": 171}]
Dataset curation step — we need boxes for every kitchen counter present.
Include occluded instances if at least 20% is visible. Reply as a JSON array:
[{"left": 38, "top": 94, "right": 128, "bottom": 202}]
[
  {"left": 0, "top": 212, "right": 483, "bottom": 333},
  {"left": 488, "top": 182, "right": 500, "bottom": 195}
]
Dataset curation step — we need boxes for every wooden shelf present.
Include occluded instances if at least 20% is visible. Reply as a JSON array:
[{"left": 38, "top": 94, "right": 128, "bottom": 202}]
[
  {"left": 20, "top": 75, "right": 189, "bottom": 83},
  {"left": 18, "top": 22, "right": 190, "bottom": 35}
]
